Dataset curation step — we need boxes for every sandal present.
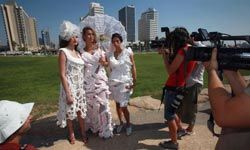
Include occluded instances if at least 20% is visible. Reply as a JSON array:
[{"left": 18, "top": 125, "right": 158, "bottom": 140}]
[
  {"left": 82, "top": 133, "right": 88, "bottom": 144},
  {"left": 177, "top": 129, "right": 188, "bottom": 139},
  {"left": 68, "top": 133, "right": 75, "bottom": 145},
  {"left": 159, "top": 140, "right": 179, "bottom": 149},
  {"left": 82, "top": 136, "right": 88, "bottom": 144}
]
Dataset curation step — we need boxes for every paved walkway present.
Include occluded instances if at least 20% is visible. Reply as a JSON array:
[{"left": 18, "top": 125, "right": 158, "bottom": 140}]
[{"left": 22, "top": 90, "right": 219, "bottom": 150}]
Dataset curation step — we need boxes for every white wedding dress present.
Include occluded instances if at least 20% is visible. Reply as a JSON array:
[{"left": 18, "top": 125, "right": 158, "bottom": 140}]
[
  {"left": 56, "top": 48, "right": 87, "bottom": 128},
  {"left": 81, "top": 48, "right": 113, "bottom": 138},
  {"left": 107, "top": 47, "right": 134, "bottom": 107}
]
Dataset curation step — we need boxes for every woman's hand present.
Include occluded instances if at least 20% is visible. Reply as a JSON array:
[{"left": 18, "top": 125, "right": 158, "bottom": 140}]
[
  {"left": 99, "top": 56, "right": 107, "bottom": 66},
  {"left": 157, "top": 47, "right": 170, "bottom": 55},
  {"left": 66, "top": 94, "right": 74, "bottom": 105},
  {"left": 204, "top": 48, "right": 218, "bottom": 71}
]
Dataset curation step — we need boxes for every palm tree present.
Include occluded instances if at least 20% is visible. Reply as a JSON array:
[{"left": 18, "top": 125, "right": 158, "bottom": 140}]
[{"left": 11, "top": 41, "right": 18, "bottom": 50}]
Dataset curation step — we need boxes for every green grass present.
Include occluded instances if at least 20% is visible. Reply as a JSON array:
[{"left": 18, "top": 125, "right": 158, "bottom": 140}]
[
  {"left": 133, "top": 53, "right": 166, "bottom": 99},
  {"left": 0, "top": 54, "right": 166, "bottom": 103},
  {"left": 0, "top": 54, "right": 249, "bottom": 117},
  {"left": 0, "top": 56, "right": 59, "bottom": 118}
]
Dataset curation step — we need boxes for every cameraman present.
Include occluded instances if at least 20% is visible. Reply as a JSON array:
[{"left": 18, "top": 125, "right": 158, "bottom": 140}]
[
  {"left": 206, "top": 48, "right": 250, "bottom": 149},
  {"left": 158, "top": 27, "right": 196, "bottom": 149},
  {"left": 177, "top": 32, "right": 205, "bottom": 135}
]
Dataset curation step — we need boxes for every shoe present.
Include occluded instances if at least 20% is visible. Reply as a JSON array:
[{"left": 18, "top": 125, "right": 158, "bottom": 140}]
[
  {"left": 159, "top": 140, "right": 179, "bottom": 149},
  {"left": 81, "top": 132, "right": 88, "bottom": 144},
  {"left": 177, "top": 129, "right": 187, "bottom": 139},
  {"left": 82, "top": 136, "right": 88, "bottom": 144},
  {"left": 186, "top": 130, "right": 195, "bottom": 135},
  {"left": 126, "top": 125, "right": 132, "bottom": 136},
  {"left": 116, "top": 124, "right": 124, "bottom": 133}
]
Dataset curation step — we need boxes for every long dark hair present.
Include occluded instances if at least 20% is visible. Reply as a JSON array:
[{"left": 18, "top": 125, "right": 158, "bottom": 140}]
[
  {"left": 59, "top": 36, "right": 79, "bottom": 51},
  {"left": 59, "top": 36, "right": 70, "bottom": 48},
  {"left": 111, "top": 33, "right": 123, "bottom": 43},
  {"left": 169, "top": 27, "right": 190, "bottom": 58}
]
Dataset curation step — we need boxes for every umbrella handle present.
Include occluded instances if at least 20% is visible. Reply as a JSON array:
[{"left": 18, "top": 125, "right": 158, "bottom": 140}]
[{"left": 95, "top": 65, "right": 100, "bottom": 74}]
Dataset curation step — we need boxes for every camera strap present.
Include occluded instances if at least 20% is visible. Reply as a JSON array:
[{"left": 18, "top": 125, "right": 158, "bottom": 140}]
[
  {"left": 183, "top": 49, "right": 187, "bottom": 90},
  {"left": 158, "top": 48, "right": 187, "bottom": 111},
  {"left": 207, "top": 113, "right": 220, "bottom": 137},
  {"left": 159, "top": 86, "right": 167, "bottom": 112}
]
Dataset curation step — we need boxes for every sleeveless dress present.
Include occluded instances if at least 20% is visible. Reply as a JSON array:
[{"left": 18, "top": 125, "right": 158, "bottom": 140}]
[
  {"left": 107, "top": 47, "right": 133, "bottom": 107},
  {"left": 56, "top": 48, "right": 87, "bottom": 128},
  {"left": 81, "top": 48, "right": 113, "bottom": 138}
]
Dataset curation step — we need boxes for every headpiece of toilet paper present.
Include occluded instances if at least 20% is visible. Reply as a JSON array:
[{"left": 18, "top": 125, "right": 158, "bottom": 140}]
[{"left": 59, "top": 20, "right": 80, "bottom": 41}]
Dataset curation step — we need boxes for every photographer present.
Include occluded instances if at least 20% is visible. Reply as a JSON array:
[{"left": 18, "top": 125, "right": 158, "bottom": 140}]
[
  {"left": 206, "top": 48, "right": 250, "bottom": 149},
  {"left": 158, "top": 27, "right": 196, "bottom": 149},
  {"left": 177, "top": 33, "right": 205, "bottom": 135}
]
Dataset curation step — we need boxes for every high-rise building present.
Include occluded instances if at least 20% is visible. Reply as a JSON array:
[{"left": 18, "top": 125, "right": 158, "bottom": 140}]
[
  {"left": 119, "top": 5, "right": 135, "bottom": 42},
  {"left": 89, "top": 2, "right": 104, "bottom": 16},
  {"left": 41, "top": 29, "right": 51, "bottom": 49},
  {"left": 80, "top": 2, "right": 104, "bottom": 21},
  {"left": 1, "top": 1, "right": 39, "bottom": 51},
  {"left": 138, "top": 8, "right": 158, "bottom": 42}
]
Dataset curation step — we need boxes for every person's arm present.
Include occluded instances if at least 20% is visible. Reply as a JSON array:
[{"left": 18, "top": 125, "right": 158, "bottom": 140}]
[
  {"left": 161, "top": 50, "right": 184, "bottom": 75},
  {"left": 208, "top": 49, "right": 250, "bottom": 127},
  {"left": 58, "top": 51, "right": 73, "bottom": 104},
  {"left": 130, "top": 53, "right": 137, "bottom": 88},
  {"left": 209, "top": 70, "right": 250, "bottom": 127}
]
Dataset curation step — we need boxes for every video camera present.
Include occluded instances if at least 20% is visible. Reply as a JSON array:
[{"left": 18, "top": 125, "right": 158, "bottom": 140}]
[
  {"left": 187, "top": 28, "right": 250, "bottom": 70},
  {"left": 150, "top": 27, "right": 170, "bottom": 49},
  {"left": 150, "top": 26, "right": 250, "bottom": 70}
]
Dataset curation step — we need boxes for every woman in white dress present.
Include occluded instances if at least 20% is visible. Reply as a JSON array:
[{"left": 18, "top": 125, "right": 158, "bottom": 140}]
[
  {"left": 81, "top": 26, "right": 113, "bottom": 139},
  {"left": 107, "top": 33, "right": 137, "bottom": 136},
  {"left": 56, "top": 21, "right": 87, "bottom": 144}
]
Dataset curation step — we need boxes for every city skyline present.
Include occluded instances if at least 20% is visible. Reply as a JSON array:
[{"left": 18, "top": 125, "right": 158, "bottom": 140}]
[
  {"left": 138, "top": 8, "right": 158, "bottom": 42},
  {"left": 80, "top": 2, "right": 104, "bottom": 21},
  {"left": 1, "top": 1, "right": 39, "bottom": 51},
  {"left": 119, "top": 5, "right": 135, "bottom": 42},
  {"left": 1, "top": 0, "right": 250, "bottom": 48}
]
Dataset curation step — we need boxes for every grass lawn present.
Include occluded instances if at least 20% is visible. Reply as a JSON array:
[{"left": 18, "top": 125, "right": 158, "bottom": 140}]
[{"left": 0, "top": 54, "right": 249, "bottom": 118}]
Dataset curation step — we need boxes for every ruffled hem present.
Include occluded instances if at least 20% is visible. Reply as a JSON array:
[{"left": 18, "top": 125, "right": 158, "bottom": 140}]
[
  {"left": 56, "top": 109, "right": 87, "bottom": 128},
  {"left": 117, "top": 100, "right": 129, "bottom": 107},
  {"left": 99, "top": 126, "right": 114, "bottom": 138},
  {"left": 56, "top": 120, "right": 67, "bottom": 128},
  {"left": 85, "top": 93, "right": 113, "bottom": 138}
]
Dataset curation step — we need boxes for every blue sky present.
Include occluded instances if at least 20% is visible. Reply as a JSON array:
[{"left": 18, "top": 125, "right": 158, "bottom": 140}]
[{"left": 0, "top": 0, "right": 250, "bottom": 46}]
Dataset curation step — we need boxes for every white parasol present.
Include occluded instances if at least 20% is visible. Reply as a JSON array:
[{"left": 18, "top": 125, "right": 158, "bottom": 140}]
[{"left": 79, "top": 14, "right": 127, "bottom": 52}]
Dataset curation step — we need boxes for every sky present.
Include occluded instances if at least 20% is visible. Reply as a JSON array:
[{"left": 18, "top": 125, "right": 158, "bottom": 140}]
[{"left": 0, "top": 0, "right": 250, "bottom": 47}]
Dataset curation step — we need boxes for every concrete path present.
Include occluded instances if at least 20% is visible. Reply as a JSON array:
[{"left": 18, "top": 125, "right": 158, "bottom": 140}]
[{"left": 22, "top": 90, "right": 219, "bottom": 150}]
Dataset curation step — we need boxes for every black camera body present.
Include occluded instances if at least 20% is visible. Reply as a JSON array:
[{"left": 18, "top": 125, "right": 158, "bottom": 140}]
[
  {"left": 151, "top": 26, "right": 250, "bottom": 70},
  {"left": 186, "top": 46, "right": 250, "bottom": 70},
  {"left": 193, "top": 28, "right": 250, "bottom": 44},
  {"left": 188, "top": 28, "right": 250, "bottom": 70},
  {"left": 150, "top": 27, "right": 170, "bottom": 49}
]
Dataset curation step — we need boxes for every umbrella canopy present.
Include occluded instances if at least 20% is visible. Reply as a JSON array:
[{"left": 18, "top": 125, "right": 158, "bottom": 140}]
[{"left": 79, "top": 14, "right": 127, "bottom": 51}]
